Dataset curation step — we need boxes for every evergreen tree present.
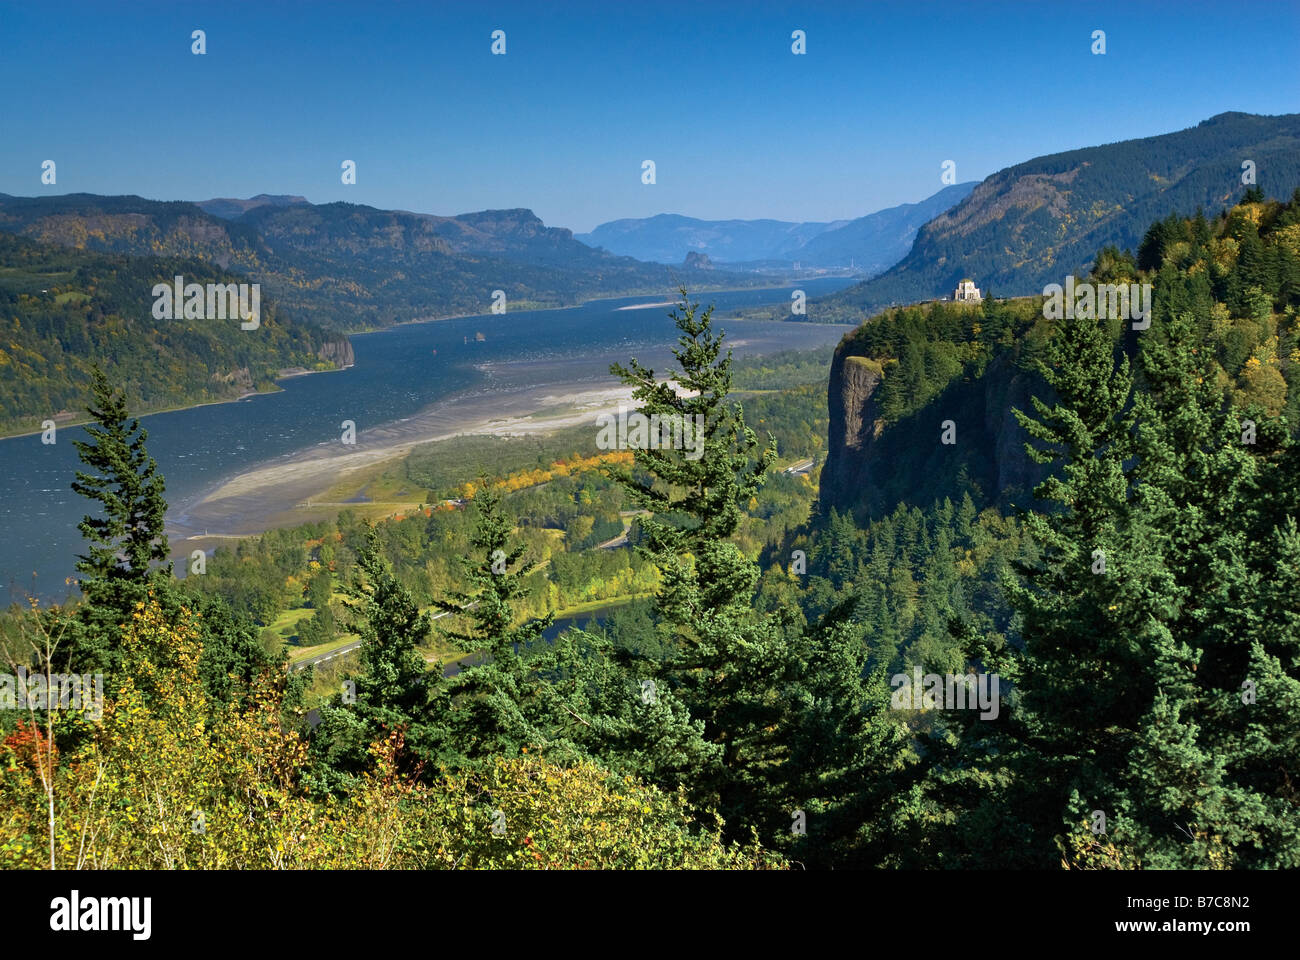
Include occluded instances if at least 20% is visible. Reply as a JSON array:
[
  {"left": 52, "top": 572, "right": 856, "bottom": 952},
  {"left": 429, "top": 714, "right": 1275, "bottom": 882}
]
[
  {"left": 346, "top": 527, "right": 439, "bottom": 734},
  {"left": 71, "top": 367, "right": 170, "bottom": 587},
  {"left": 65, "top": 366, "right": 170, "bottom": 677},
  {"left": 436, "top": 484, "right": 554, "bottom": 761},
  {"left": 309, "top": 526, "right": 446, "bottom": 790},
  {"left": 781, "top": 599, "right": 914, "bottom": 868},
  {"left": 1009, "top": 298, "right": 1300, "bottom": 867},
  {"left": 1120, "top": 310, "right": 1300, "bottom": 866},
  {"left": 1006, "top": 307, "right": 1148, "bottom": 864},
  {"left": 603, "top": 290, "right": 796, "bottom": 838}
]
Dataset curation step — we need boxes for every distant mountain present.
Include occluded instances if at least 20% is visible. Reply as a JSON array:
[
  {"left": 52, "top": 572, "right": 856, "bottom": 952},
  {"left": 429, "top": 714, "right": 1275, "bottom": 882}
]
[
  {"left": 577, "top": 214, "right": 849, "bottom": 264},
  {"left": 575, "top": 183, "right": 977, "bottom": 270},
  {"left": 238, "top": 203, "right": 644, "bottom": 271},
  {"left": 0, "top": 195, "right": 764, "bottom": 331},
  {"left": 794, "top": 182, "right": 978, "bottom": 272},
  {"left": 818, "top": 112, "right": 1300, "bottom": 320},
  {"left": 197, "top": 194, "right": 310, "bottom": 220}
]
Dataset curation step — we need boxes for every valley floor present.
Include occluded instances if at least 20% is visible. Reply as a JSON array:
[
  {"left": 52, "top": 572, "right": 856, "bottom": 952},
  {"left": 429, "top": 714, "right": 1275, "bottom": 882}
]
[{"left": 165, "top": 379, "right": 635, "bottom": 553}]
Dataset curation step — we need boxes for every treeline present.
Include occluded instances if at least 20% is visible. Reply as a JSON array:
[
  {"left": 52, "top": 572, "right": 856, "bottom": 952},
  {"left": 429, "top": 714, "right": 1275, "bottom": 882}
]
[
  {"left": 1137, "top": 187, "right": 1300, "bottom": 423},
  {"left": 763, "top": 497, "right": 1025, "bottom": 675}
]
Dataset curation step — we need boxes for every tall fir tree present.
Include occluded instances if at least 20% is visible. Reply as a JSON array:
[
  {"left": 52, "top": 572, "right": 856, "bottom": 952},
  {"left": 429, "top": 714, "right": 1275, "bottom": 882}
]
[
  {"left": 65, "top": 366, "right": 170, "bottom": 677},
  {"left": 309, "top": 526, "right": 447, "bottom": 790},
  {"left": 435, "top": 483, "right": 555, "bottom": 761},
  {"left": 1006, "top": 307, "right": 1154, "bottom": 865},
  {"left": 603, "top": 290, "right": 798, "bottom": 839},
  {"left": 780, "top": 598, "right": 915, "bottom": 868},
  {"left": 1120, "top": 309, "right": 1300, "bottom": 866},
  {"left": 1009, "top": 293, "right": 1300, "bottom": 867}
]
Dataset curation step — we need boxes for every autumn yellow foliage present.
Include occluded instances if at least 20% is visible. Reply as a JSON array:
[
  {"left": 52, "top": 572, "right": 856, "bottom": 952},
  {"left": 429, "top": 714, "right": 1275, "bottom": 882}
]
[
  {"left": 457, "top": 451, "right": 634, "bottom": 500},
  {"left": 0, "top": 597, "right": 777, "bottom": 870}
]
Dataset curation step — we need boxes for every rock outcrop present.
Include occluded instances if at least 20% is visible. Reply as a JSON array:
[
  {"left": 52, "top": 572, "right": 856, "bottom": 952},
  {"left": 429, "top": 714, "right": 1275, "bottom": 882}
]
[
  {"left": 822, "top": 335, "right": 1046, "bottom": 519},
  {"left": 210, "top": 365, "right": 254, "bottom": 391},
  {"left": 824, "top": 349, "right": 883, "bottom": 501},
  {"left": 317, "top": 337, "right": 355, "bottom": 369}
]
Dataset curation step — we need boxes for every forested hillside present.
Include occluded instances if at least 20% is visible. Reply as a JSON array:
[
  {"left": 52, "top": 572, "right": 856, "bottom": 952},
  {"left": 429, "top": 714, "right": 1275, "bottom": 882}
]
[
  {"left": 0, "top": 231, "right": 348, "bottom": 437},
  {"left": 822, "top": 186, "right": 1300, "bottom": 517},
  {"left": 778, "top": 191, "right": 1300, "bottom": 866},
  {"left": 815, "top": 112, "right": 1300, "bottom": 320},
  {"left": 0, "top": 194, "right": 763, "bottom": 332}
]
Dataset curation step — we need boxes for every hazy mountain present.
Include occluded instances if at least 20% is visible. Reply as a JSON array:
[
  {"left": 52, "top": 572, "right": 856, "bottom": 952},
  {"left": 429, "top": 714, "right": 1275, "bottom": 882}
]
[
  {"left": 576, "top": 183, "right": 977, "bottom": 270},
  {"left": 237, "top": 203, "right": 655, "bottom": 271},
  {"left": 577, "top": 214, "right": 850, "bottom": 264},
  {"left": 197, "top": 194, "right": 310, "bottom": 220},
  {"left": 817, "top": 112, "right": 1300, "bottom": 320},
  {"left": 794, "top": 182, "right": 978, "bottom": 271}
]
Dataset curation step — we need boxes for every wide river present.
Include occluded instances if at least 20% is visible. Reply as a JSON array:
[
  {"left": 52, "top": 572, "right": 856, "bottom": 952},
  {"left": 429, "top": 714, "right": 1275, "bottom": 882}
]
[{"left": 0, "top": 279, "right": 856, "bottom": 602}]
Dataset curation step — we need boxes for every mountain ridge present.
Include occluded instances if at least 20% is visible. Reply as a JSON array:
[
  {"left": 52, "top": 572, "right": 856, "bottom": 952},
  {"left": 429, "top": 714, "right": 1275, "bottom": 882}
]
[
  {"left": 576, "top": 182, "right": 977, "bottom": 269},
  {"left": 816, "top": 111, "right": 1300, "bottom": 320},
  {"left": 0, "top": 195, "right": 767, "bottom": 331},
  {"left": 197, "top": 194, "right": 310, "bottom": 219}
]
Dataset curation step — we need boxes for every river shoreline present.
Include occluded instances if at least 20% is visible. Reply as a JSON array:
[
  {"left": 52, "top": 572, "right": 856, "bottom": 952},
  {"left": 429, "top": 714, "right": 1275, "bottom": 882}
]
[
  {"left": 0, "top": 363, "right": 355, "bottom": 442},
  {"left": 370, "top": 281, "right": 848, "bottom": 332},
  {"left": 2, "top": 281, "right": 858, "bottom": 598},
  {"left": 165, "top": 379, "right": 636, "bottom": 547},
  {"left": 0, "top": 283, "right": 836, "bottom": 441}
]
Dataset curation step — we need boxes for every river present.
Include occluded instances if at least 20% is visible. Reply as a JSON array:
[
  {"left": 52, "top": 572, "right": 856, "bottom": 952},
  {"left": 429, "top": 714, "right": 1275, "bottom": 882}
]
[{"left": 0, "top": 279, "right": 856, "bottom": 602}]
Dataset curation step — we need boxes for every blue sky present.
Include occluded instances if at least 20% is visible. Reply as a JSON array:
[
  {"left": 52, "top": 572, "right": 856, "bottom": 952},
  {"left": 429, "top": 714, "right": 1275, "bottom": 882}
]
[{"left": 1, "top": 0, "right": 1296, "bottom": 232}]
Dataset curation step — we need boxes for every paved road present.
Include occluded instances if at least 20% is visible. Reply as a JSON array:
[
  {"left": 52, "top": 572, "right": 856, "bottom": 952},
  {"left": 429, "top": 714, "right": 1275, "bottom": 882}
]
[
  {"left": 302, "top": 648, "right": 486, "bottom": 729},
  {"left": 289, "top": 606, "right": 463, "bottom": 673},
  {"left": 595, "top": 509, "right": 651, "bottom": 550},
  {"left": 594, "top": 531, "right": 629, "bottom": 550}
]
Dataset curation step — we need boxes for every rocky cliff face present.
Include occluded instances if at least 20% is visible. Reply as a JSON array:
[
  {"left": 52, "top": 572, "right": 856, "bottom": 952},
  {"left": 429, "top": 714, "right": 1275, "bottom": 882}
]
[
  {"left": 824, "top": 349, "right": 883, "bottom": 501},
  {"left": 210, "top": 365, "right": 254, "bottom": 391},
  {"left": 317, "top": 337, "right": 355, "bottom": 369},
  {"left": 978, "top": 352, "right": 1042, "bottom": 499},
  {"left": 822, "top": 338, "right": 1045, "bottom": 518}
]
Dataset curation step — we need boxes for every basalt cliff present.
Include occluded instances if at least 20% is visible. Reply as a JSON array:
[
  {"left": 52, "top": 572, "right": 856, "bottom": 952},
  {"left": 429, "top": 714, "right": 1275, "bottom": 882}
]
[{"left": 821, "top": 299, "right": 1048, "bottom": 520}]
